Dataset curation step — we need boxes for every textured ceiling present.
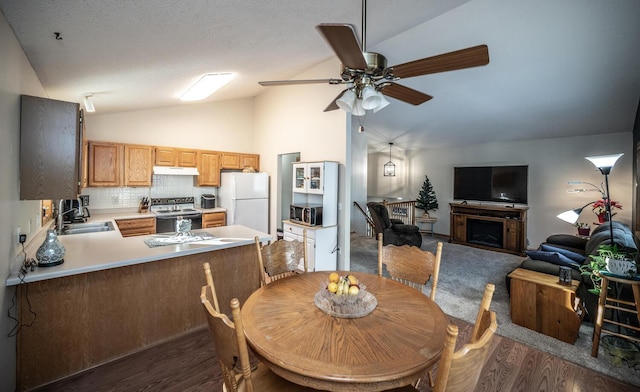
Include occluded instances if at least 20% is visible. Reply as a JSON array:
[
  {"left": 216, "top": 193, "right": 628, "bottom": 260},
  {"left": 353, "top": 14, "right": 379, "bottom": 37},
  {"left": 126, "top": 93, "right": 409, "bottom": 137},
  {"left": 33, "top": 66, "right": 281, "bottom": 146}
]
[{"left": 1, "top": 0, "right": 639, "bottom": 153}]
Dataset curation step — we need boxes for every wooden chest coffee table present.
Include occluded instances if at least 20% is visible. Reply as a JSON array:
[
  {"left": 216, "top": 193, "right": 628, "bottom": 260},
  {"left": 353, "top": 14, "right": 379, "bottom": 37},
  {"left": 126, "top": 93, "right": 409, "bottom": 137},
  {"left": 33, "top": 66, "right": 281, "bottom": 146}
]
[{"left": 508, "top": 268, "right": 584, "bottom": 343}]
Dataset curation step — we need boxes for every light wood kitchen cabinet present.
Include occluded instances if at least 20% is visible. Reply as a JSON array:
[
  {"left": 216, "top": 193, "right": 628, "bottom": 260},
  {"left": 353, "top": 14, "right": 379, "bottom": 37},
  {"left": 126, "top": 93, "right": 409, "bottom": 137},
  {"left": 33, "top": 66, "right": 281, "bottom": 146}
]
[
  {"left": 124, "top": 144, "right": 153, "bottom": 186},
  {"left": 220, "top": 152, "right": 241, "bottom": 169},
  {"left": 154, "top": 147, "right": 175, "bottom": 166},
  {"left": 177, "top": 149, "right": 197, "bottom": 167},
  {"left": 20, "top": 95, "right": 82, "bottom": 200},
  {"left": 220, "top": 152, "right": 260, "bottom": 170},
  {"left": 88, "top": 141, "right": 121, "bottom": 187},
  {"left": 88, "top": 142, "right": 152, "bottom": 187},
  {"left": 115, "top": 217, "right": 156, "bottom": 237},
  {"left": 202, "top": 212, "right": 226, "bottom": 228},
  {"left": 197, "top": 150, "right": 221, "bottom": 186},
  {"left": 240, "top": 153, "right": 260, "bottom": 170},
  {"left": 154, "top": 147, "right": 197, "bottom": 167}
]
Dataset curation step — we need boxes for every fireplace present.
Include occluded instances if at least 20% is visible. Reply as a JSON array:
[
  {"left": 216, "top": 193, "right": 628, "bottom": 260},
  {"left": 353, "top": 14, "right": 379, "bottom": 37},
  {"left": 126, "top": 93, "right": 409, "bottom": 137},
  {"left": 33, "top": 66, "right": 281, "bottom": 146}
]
[{"left": 467, "top": 218, "right": 503, "bottom": 249}]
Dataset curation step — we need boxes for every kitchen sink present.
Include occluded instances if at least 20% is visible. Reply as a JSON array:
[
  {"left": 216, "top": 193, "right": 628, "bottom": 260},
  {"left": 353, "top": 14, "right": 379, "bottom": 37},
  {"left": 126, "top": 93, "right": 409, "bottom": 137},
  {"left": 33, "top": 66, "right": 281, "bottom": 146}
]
[{"left": 61, "top": 221, "right": 115, "bottom": 235}]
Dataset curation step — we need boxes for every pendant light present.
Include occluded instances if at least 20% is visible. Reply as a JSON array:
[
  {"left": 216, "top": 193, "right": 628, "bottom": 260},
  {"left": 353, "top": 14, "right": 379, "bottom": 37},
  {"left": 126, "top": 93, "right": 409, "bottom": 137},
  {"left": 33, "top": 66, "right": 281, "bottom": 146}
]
[{"left": 383, "top": 143, "right": 396, "bottom": 176}]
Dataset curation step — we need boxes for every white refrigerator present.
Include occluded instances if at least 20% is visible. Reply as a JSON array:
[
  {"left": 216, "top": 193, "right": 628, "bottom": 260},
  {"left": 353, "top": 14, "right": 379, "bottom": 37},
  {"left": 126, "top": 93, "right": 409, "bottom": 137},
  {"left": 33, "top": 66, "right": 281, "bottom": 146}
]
[{"left": 218, "top": 172, "right": 269, "bottom": 233}]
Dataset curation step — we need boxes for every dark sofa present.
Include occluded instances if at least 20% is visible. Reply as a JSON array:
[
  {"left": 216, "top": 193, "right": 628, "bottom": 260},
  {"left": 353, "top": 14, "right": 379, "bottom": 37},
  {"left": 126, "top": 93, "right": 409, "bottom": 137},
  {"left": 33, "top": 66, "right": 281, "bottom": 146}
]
[{"left": 507, "top": 221, "right": 638, "bottom": 321}]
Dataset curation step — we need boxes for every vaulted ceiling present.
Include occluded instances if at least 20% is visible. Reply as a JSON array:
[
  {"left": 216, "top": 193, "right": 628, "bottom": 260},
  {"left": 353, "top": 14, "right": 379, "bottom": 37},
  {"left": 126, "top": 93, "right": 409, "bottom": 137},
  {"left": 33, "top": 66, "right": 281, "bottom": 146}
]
[{"left": 1, "top": 0, "right": 639, "bottom": 154}]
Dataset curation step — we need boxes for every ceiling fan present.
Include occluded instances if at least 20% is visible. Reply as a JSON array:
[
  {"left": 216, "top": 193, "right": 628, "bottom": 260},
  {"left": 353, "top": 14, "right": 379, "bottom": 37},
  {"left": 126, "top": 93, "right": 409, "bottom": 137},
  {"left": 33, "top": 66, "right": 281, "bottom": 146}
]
[{"left": 259, "top": 0, "right": 490, "bottom": 115}]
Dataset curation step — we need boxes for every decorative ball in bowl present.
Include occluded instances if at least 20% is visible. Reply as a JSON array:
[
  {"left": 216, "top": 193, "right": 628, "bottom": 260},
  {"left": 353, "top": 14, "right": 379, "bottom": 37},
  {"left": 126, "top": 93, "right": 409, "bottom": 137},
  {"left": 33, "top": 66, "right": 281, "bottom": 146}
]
[
  {"left": 314, "top": 272, "right": 377, "bottom": 318},
  {"left": 606, "top": 257, "right": 637, "bottom": 276}
]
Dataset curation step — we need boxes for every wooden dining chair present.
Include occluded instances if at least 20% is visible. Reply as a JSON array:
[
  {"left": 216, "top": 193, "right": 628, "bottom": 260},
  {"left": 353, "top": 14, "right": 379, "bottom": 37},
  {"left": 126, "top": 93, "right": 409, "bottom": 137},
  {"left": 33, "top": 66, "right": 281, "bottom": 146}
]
[
  {"left": 255, "top": 231, "right": 308, "bottom": 286},
  {"left": 421, "top": 283, "right": 496, "bottom": 388},
  {"left": 471, "top": 283, "right": 495, "bottom": 343},
  {"left": 377, "top": 233, "right": 443, "bottom": 301},
  {"left": 430, "top": 311, "right": 498, "bottom": 392},
  {"left": 200, "top": 287, "right": 319, "bottom": 391}
]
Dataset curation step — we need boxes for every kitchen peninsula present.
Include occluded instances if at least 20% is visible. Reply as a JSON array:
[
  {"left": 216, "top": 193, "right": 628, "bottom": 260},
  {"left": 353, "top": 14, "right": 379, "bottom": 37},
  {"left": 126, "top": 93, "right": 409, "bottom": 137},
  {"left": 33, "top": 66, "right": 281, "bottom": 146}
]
[{"left": 6, "top": 221, "right": 269, "bottom": 391}]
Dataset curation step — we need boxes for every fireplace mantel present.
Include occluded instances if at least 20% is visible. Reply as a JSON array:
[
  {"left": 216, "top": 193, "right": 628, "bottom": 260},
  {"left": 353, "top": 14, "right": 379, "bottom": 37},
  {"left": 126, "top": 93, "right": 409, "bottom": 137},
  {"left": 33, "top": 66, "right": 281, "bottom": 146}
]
[{"left": 449, "top": 203, "right": 528, "bottom": 255}]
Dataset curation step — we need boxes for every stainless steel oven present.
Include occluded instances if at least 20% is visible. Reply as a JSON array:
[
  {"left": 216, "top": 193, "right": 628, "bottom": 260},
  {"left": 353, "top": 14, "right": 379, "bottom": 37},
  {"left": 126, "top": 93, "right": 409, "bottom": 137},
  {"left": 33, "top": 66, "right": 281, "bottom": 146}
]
[
  {"left": 150, "top": 196, "right": 203, "bottom": 233},
  {"left": 155, "top": 212, "right": 202, "bottom": 233}
]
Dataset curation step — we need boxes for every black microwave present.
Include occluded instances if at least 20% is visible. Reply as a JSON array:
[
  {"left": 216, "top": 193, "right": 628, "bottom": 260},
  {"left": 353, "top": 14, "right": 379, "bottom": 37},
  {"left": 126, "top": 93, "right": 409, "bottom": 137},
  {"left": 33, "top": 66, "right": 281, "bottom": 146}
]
[{"left": 290, "top": 204, "right": 323, "bottom": 226}]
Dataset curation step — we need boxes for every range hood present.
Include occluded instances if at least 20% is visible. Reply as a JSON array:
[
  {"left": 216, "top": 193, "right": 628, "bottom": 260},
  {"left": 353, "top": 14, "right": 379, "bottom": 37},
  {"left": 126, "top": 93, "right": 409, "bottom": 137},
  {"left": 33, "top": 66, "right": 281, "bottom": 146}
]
[{"left": 153, "top": 166, "right": 200, "bottom": 176}]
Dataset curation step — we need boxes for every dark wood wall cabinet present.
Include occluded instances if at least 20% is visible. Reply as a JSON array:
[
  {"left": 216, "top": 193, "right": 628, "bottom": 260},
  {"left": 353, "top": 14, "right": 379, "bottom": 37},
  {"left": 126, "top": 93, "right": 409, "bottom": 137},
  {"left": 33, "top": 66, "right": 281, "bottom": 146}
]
[
  {"left": 449, "top": 203, "right": 528, "bottom": 255},
  {"left": 20, "top": 95, "right": 82, "bottom": 200}
]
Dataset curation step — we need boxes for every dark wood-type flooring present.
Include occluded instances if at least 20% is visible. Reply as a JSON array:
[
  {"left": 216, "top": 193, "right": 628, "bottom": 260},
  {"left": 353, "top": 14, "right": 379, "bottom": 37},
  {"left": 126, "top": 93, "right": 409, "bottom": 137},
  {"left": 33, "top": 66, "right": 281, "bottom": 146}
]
[{"left": 34, "top": 316, "right": 635, "bottom": 392}]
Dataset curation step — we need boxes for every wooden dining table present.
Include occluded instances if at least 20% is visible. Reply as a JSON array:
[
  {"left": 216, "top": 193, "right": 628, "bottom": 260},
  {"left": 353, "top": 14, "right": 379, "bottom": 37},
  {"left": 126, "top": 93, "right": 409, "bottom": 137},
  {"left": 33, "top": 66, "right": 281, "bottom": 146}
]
[{"left": 241, "top": 271, "right": 448, "bottom": 391}]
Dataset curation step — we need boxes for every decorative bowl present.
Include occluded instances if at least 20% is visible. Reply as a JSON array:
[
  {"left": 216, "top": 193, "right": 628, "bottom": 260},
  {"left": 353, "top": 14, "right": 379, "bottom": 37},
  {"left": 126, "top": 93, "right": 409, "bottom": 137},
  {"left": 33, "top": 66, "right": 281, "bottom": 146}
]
[
  {"left": 314, "top": 282, "right": 377, "bottom": 318},
  {"left": 605, "top": 257, "right": 637, "bottom": 276}
]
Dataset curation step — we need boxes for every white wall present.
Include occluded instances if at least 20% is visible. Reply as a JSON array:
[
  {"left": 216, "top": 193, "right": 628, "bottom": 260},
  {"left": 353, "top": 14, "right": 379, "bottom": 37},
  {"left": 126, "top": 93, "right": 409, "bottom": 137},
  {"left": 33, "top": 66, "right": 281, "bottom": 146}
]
[
  {"left": 253, "top": 58, "right": 351, "bottom": 267},
  {"left": 0, "top": 12, "right": 49, "bottom": 392},
  {"left": 383, "top": 132, "right": 633, "bottom": 248},
  {"left": 368, "top": 147, "right": 409, "bottom": 200},
  {"left": 350, "top": 119, "right": 369, "bottom": 237},
  {"left": 86, "top": 98, "right": 255, "bottom": 152},
  {"left": 79, "top": 98, "right": 256, "bottom": 210}
]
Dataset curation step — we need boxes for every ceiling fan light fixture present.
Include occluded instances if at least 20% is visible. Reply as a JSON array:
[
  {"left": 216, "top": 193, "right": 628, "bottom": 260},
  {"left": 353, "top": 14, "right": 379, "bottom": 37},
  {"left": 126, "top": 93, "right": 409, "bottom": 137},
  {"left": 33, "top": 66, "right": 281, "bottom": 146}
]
[
  {"left": 373, "top": 93, "right": 390, "bottom": 113},
  {"left": 180, "top": 73, "right": 234, "bottom": 102},
  {"left": 336, "top": 89, "right": 357, "bottom": 112},
  {"left": 352, "top": 98, "right": 366, "bottom": 116},
  {"left": 361, "top": 85, "right": 382, "bottom": 110}
]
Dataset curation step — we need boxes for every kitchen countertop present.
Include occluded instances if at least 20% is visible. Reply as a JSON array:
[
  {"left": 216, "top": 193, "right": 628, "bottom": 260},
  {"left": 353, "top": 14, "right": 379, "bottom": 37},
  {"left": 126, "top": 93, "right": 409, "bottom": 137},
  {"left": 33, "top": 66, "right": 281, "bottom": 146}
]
[{"left": 5, "top": 208, "right": 267, "bottom": 286}]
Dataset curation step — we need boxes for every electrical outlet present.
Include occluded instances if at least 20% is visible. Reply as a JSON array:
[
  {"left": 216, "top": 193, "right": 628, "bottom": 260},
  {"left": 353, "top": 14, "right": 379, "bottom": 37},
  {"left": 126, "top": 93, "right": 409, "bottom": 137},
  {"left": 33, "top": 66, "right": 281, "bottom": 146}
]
[
  {"left": 79, "top": 195, "right": 90, "bottom": 206},
  {"left": 19, "top": 234, "right": 27, "bottom": 244},
  {"left": 16, "top": 227, "right": 22, "bottom": 243}
]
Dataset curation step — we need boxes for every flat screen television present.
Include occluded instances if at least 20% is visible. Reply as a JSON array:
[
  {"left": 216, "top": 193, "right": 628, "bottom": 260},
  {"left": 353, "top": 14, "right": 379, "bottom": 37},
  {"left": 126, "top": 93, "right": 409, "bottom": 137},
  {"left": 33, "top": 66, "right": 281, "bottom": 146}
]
[{"left": 453, "top": 165, "right": 528, "bottom": 204}]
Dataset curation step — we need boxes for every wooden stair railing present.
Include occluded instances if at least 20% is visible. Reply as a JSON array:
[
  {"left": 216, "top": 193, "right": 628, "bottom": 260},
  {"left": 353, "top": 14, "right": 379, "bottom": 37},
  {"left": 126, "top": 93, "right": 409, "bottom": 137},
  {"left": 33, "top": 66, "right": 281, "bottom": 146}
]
[
  {"left": 383, "top": 200, "right": 417, "bottom": 225},
  {"left": 354, "top": 201, "right": 376, "bottom": 237}
]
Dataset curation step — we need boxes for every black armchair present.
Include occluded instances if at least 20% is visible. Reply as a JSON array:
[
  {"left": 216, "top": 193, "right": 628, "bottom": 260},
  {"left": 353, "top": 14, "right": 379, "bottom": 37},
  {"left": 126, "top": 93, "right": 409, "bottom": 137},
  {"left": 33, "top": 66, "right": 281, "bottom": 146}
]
[{"left": 367, "top": 202, "right": 422, "bottom": 248}]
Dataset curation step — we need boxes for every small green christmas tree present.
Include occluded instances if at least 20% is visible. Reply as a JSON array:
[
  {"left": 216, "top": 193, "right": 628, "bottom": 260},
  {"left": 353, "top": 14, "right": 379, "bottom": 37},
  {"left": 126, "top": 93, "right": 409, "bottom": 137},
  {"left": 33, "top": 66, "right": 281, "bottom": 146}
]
[{"left": 416, "top": 175, "right": 438, "bottom": 213}]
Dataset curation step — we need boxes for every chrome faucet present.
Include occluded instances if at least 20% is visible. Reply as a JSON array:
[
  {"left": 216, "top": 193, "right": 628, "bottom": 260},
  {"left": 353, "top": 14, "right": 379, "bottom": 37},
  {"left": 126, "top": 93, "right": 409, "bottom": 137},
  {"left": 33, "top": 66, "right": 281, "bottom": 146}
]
[
  {"left": 56, "top": 199, "right": 65, "bottom": 235},
  {"left": 77, "top": 196, "right": 84, "bottom": 216},
  {"left": 56, "top": 198, "right": 82, "bottom": 235}
]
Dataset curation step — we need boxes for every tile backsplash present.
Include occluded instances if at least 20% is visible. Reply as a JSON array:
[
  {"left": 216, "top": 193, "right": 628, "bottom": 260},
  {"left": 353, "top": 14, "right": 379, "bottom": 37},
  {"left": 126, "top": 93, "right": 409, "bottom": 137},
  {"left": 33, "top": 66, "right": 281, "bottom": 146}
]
[{"left": 82, "top": 175, "right": 217, "bottom": 210}]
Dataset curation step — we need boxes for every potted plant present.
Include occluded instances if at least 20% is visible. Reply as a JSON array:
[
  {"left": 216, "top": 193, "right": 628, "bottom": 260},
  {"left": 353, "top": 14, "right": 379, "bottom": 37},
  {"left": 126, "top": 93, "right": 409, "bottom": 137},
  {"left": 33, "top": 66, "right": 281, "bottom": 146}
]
[
  {"left": 580, "top": 244, "right": 637, "bottom": 295},
  {"left": 575, "top": 222, "right": 591, "bottom": 236},
  {"left": 592, "top": 199, "right": 622, "bottom": 224}
]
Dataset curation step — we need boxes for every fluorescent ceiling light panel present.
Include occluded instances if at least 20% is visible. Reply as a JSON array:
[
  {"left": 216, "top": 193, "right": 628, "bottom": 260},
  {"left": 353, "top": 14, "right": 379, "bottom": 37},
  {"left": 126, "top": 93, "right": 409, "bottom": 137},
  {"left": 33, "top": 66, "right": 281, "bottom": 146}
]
[
  {"left": 83, "top": 96, "right": 95, "bottom": 112},
  {"left": 180, "top": 73, "right": 234, "bottom": 101}
]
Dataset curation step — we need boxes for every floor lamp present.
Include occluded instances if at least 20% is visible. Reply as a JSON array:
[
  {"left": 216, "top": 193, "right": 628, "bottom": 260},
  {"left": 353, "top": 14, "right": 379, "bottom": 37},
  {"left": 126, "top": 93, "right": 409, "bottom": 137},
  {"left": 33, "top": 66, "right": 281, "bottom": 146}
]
[
  {"left": 556, "top": 201, "right": 598, "bottom": 225},
  {"left": 585, "top": 153, "right": 624, "bottom": 246}
]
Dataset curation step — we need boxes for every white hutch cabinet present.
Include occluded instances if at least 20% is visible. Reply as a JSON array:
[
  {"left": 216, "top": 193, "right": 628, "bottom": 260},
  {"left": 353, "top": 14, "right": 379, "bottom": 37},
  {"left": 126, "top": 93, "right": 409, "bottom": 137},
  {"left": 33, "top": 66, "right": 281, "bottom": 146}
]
[{"left": 284, "top": 161, "right": 338, "bottom": 271}]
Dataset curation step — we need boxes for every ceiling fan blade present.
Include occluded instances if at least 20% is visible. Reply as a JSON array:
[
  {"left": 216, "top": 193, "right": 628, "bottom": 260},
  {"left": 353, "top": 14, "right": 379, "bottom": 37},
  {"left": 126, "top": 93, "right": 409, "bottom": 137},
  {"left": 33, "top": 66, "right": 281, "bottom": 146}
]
[
  {"left": 323, "top": 90, "right": 348, "bottom": 112},
  {"left": 379, "top": 83, "right": 433, "bottom": 105},
  {"left": 316, "top": 24, "right": 367, "bottom": 70},
  {"left": 259, "top": 78, "right": 342, "bottom": 86},
  {"left": 390, "top": 44, "right": 489, "bottom": 79}
]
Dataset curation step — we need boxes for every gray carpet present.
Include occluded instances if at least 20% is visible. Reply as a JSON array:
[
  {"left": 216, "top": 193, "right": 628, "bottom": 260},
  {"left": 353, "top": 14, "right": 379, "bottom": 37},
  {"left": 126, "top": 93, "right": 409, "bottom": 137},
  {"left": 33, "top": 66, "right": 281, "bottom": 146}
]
[{"left": 349, "top": 233, "right": 640, "bottom": 387}]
